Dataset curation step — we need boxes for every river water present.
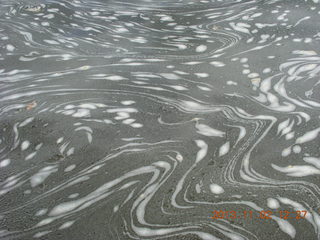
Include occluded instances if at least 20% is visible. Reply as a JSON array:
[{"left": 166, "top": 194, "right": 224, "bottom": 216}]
[{"left": 1, "top": 0, "right": 320, "bottom": 239}]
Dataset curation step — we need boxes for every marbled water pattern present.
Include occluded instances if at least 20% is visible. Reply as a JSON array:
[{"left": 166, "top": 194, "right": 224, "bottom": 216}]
[{"left": 1, "top": 0, "right": 320, "bottom": 239}]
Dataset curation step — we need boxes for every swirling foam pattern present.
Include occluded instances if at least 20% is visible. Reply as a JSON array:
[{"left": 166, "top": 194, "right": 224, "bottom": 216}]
[{"left": 1, "top": 0, "right": 320, "bottom": 239}]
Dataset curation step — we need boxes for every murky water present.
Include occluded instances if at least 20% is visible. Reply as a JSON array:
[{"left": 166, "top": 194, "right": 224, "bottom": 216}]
[{"left": 1, "top": 0, "right": 320, "bottom": 239}]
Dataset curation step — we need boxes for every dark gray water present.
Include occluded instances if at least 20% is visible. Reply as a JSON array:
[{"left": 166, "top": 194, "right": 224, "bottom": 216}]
[{"left": 1, "top": 0, "right": 320, "bottom": 239}]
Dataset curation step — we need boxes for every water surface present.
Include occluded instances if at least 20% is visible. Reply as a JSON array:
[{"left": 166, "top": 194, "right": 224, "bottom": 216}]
[{"left": 1, "top": 0, "right": 320, "bottom": 239}]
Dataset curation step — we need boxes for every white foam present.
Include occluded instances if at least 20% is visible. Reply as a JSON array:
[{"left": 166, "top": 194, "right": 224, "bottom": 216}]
[
  {"left": 196, "top": 123, "right": 225, "bottom": 137},
  {"left": 196, "top": 45, "right": 207, "bottom": 53},
  {"left": 303, "top": 157, "right": 320, "bottom": 169},
  {"left": 296, "top": 127, "right": 320, "bottom": 144},
  {"left": 30, "top": 166, "right": 58, "bottom": 187},
  {"left": 210, "top": 61, "right": 225, "bottom": 67},
  {"left": 219, "top": 141, "right": 230, "bottom": 156},
  {"left": 64, "top": 164, "right": 76, "bottom": 172},
  {"left": 106, "top": 75, "right": 126, "bottom": 81},
  {"left": 195, "top": 140, "right": 208, "bottom": 163},
  {"left": 209, "top": 183, "right": 224, "bottom": 194},
  {"left": 0, "top": 159, "right": 11, "bottom": 168},
  {"left": 21, "top": 140, "right": 30, "bottom": 151},
  {"left": 272, "top": 164, "right": 320, "bottom": 177},
  {"left": 267, "top": 198, "right": 280, "bottom": 209},
  {"left": 59, "top": 221, "right": 75, "bottom": 230}
]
